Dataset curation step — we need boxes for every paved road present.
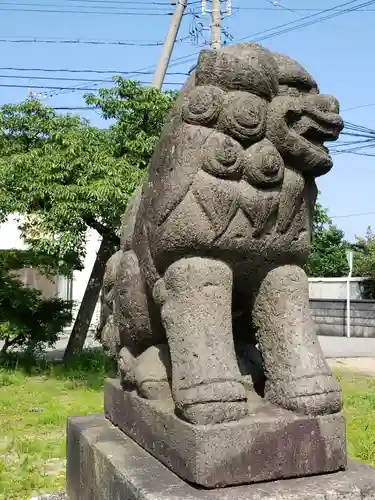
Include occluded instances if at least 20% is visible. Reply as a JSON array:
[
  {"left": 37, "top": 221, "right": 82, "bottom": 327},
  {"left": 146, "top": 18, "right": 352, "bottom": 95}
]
[{"left": 319, "top": 336, "right": 375, "bottom": 358}]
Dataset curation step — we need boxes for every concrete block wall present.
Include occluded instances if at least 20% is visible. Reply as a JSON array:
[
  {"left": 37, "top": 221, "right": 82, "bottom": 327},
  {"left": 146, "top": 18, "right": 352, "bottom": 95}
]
[{"left": 310, "top": 299, "right": 375, "bottom": 338}]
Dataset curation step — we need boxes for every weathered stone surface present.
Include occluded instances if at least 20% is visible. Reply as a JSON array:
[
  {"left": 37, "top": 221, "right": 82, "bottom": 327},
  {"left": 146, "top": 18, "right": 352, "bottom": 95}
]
[
  {"left": 104, "top": 378, "right": 346, "bottom": 488},
  {"left": 98, "top": 41, "right": 344, "bottom": 429},
  {"left": 88, "top": 41, "right": 349, "bottom": 489},
  {"left": 66, "top": 414, "right": 374, "bottom": 500}
]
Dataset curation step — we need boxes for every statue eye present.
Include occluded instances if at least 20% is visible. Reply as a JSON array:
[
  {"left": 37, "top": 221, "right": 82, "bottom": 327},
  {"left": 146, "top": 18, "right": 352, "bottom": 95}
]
[{"left": 278, "top": 84, "right": 319, "bottom": 97}]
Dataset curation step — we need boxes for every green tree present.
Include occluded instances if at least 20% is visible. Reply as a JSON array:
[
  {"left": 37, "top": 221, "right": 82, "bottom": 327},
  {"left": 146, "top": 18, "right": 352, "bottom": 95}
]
[
  {"left": 353, "top": 227, "right": 375, "bottom": 278},
  {"left": 0, "top": 249, "right": 72, "bottom": 354},
  {"left": 305, "top": 201, "right": 349, "bottom": 277},
  {"left": 0, "top": 80, "right": 177, "bottom": 358}
]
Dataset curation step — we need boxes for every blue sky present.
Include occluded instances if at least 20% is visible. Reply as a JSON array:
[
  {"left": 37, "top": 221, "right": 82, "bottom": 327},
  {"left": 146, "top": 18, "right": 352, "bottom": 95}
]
[{"left": 0, "top": 0, "right": 373, "bottom": 242}]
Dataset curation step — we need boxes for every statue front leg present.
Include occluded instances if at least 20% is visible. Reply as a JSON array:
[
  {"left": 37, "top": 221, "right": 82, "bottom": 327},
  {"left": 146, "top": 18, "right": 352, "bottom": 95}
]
[
  {"left": 253, "top": 265, "right": 341, "bottom": 415},
  {"left": 155, "top": 257, "right": 247, "bottom": 425}
]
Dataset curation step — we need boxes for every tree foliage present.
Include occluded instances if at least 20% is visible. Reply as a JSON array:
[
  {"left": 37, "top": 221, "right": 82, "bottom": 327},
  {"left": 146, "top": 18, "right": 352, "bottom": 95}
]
[
  {"left": 0, "top": 249, "right": 72, "bottom": 354},
  {"left": 86, "top": 78, "right": 178, "bottom": 170},
  {"left": 305, "top": 201, "right": 349, "bottom": 277},
  {"left": 0, "top": 80, "right": 177, "bottom": 269},
  {"left": 0, "top": 98, "right": 135, "bottom": 268},
  {"left": 353, "top": 227, "right": 375, "bottom": 278},
  {"left": 0, "top": 80, "right": 177, "bottom": 357}
]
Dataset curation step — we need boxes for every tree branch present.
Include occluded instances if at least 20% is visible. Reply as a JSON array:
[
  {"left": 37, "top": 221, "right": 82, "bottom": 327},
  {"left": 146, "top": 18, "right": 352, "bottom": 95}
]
[{"left": 84, "top": 217, "right": 120, "bottom": 246}]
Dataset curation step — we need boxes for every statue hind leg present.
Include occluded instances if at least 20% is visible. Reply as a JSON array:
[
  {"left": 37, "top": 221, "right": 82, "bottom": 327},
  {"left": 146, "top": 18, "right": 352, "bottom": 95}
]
[{"left": 112, "top": 249, "right": 170, "bottom": 399}]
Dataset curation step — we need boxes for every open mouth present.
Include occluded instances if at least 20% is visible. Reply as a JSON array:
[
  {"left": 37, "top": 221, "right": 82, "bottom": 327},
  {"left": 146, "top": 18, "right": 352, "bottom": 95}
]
[{"left": 291, "top": 112, "right": 343, "bottom": 157}]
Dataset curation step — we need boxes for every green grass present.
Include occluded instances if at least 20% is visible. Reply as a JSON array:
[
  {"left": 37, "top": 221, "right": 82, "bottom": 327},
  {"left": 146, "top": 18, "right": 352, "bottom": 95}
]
[
  {"left": 336, "top": 369, "right": 375, "bottom": 466},
  {"left": 0, "top": 354, "right": 375, "bottom": 500},
  {"left": 0, "top": 349, "right": 116, "bottom": 500}
]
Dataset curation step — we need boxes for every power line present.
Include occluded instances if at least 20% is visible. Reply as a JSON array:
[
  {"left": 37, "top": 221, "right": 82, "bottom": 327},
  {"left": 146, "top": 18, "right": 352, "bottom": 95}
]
[
  {"left": 0, "top": 36, "right": 191, "bottom": 47},
  {"left": 263, "top": 0, "right": 301, "bottom": 16},
  {"left": 344, "top": 121, "right": 375, "bottom": 135},
  {"left": 59, "top": 0, "right": 201, "bottom": 4},
  {"left": 0, "top": 1, "right": 173, "bottom": 10},
  {"left": 37, "top": 0, "right": 375, "bottom": 97},
  {"left": 0, "top": 74, "right": 187, "bottom": 83},
  {"left": 0, "top": 6, "right": 173, "bottom": 15},
  {"left": 158, "top": 0, "right": 375, "bottom": 73},
  {"left": 342, "top": 103, "right": 375, "bottom": 112},
  {"left": 234, "top": 6, "right": 375, "bottom": 11},
  {"left": 238, "top": 0, "right": 375, "bottom": 43},
  {"left": 331, "top": 211, "right": 375, "bottom": 219},
  {"left": 0, "top": 82, "right": 184, "bottom": 91},
  {"left": 0, "top": 67, "right": 188, "bottom": 75},
  {"left": 52, "top": 106, "right": 97, "bottom": 110}
]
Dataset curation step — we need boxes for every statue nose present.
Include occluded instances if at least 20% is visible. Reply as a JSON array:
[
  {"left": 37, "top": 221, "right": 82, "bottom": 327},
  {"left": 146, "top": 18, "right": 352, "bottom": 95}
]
[
  {"left": 307, "top": 94, "right": 340, "bottom": 114},
  {"left": 321, "top": 94, "right": 340, "bottom": 114}
]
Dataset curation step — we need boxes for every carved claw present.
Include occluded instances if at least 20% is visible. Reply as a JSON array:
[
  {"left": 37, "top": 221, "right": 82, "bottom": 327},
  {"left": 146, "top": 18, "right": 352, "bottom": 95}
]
[
  {"left": 174, "top": 380, "right": 248, "bottom": 425},
  {"left": 265, "top": 374, "right": 342, "bottom": 416}
]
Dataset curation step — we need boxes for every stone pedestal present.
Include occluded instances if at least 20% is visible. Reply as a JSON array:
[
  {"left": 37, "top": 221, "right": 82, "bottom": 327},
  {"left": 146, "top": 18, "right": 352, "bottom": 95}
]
[
  {"left": 103, "top": 378, "right": 346, "bottom": 488},
  {"left": 66, "top": 414, "right": 375, "bottom": 500}
]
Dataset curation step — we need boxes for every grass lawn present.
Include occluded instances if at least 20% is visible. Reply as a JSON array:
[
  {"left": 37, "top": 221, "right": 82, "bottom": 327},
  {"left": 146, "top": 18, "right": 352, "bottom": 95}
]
[
  {"left": 0, "top": 349, "right": 116, "bottom": 500},
  {"left": 0, "top": 354, "right": 375, "bottom": 500}
]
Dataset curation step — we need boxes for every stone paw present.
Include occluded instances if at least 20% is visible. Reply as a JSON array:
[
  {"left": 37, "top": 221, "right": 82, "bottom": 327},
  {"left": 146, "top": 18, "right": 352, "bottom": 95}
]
[
  {"left": 174, "top": 380, "right": 248, "bottom": 425},
  {"left": 266, "top": 373, "right": 342, "bottom": 416},
  {"left": 134, "top": 344, "right": 172, "bottom": 400},
  {"left": 118, "top": 346, "right": 136, "bottom": 386}
]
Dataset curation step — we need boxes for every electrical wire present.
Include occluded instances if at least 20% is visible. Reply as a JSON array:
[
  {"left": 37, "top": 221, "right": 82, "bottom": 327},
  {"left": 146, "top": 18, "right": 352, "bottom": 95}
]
[
  {"left": 0, "top": 6, "right": 173, "bottom": 15},
  {"left": 0, "top": 74, "right": 187, "bottom": 82},
  {"left": 263, "top": 0, "right": 301, "bottom": 16},
  {"left": 154, "top": 0, "right": 375, "bottom": 73},
  {"left": 20, "top": 1, "right": 372, "bottom": 99},
  {"left": 237, "top": 0, "right": 375, "bottom": 43},
  {"left": 233, "top": 7, "right": 375, "bottom": 11},
  {"left": 331, "top": 211, "right": 375, "bottom": 218},
  {"left": 1, "top": 82, "right": 184, "bottom": 91},
  {"left": 0, "top": 1, "right": 173, "bottom": 10},
  {"left": 0, "top": 67, "right": 188, "bottom": 75},
  {"left": 61, "top": 0, "right": 201, "bottom": 4},
  {"left": 342, "top": 103, "right": 375, "bottom": 112},
  {"left": 344, "top": 121, "right": 375, "bottom": 135},
  {"left": 0, "top": 36, "right": 190, "bottom": 46}
]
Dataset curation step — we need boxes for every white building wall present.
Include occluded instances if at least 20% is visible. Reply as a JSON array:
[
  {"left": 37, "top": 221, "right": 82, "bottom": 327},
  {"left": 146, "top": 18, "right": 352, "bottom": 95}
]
[
  {"left": 0, "top": 215, "right": 103, "bottom": 334},
  {"left": 0, "top": 214, "right": 28, "bottom": 250}
]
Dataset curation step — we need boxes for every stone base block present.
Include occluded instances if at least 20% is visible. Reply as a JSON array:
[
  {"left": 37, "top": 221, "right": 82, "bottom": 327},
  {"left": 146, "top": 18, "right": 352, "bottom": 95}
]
[
  {"left": 66, "top": 414, "right": 375, "bottom": 500},
  {"left": 104, "top": 378, "right": 346, "bottom": 488}
]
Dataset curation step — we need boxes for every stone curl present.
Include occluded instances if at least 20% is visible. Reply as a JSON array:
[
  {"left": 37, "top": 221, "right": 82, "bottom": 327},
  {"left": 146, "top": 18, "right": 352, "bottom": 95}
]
[
  {"left": 217, "top": 92, "right": 267, "bottom": 145},
  {"left": 182, "top": 85, "right": 224, "bottom": 126},
  {"left": 241, "top": 138, "right": 285, "bottom": 188},
  {"left": 201, "top": 132, "right": 244, "bottom": 180}
]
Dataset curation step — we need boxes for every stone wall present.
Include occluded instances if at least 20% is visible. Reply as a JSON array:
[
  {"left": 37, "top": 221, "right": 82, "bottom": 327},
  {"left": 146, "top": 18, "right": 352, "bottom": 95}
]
[
  {"left": 310, "top": 299, "right": 375, "bottom": 338},
  {"left": 308, "top": 278, "right": 367, "bottom": 300}
]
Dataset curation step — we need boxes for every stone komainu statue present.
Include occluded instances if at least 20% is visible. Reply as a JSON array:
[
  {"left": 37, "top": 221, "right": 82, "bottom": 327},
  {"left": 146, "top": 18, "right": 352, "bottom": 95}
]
[{"left": 100, "top": 43, "right": 344, "bottom": 426}]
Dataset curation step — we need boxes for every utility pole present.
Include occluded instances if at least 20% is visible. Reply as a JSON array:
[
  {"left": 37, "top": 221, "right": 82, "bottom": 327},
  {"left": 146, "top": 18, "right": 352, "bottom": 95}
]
[
  {"left": 152, "top": 0, "right": 188, "bottom": 89},
  {"left": 211, "top": 0, "right": 222, "bottom": 50}
]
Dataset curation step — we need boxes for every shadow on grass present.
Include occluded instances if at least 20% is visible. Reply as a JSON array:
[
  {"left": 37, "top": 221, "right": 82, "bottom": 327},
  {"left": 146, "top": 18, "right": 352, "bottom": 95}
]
[{"left": 0, "top": 348, "right": 117, "bottom": 390}]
